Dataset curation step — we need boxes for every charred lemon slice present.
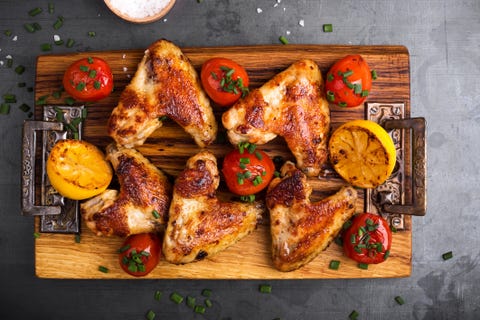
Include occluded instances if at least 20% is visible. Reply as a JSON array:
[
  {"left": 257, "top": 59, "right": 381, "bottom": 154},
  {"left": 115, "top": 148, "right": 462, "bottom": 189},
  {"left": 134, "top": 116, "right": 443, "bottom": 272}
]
[
  {"left": 329, "top": 119, "right": 396, "bottom": 188},
  {"left": 46, "top": 139, "right": 113, "bottom": 200}
]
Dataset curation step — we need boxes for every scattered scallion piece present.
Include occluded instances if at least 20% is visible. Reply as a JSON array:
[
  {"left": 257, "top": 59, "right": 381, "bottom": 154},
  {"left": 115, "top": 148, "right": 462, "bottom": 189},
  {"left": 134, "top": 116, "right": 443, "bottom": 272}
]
[
  {"left": 146, "top": 310, "right": 155, "bottom": 320},
  {"left": 33, "top": 22, "right": 42, "bottom": 31},
  {"left": 65, "top": 97, "right": 75, "bottom": 105},
  {"left": 98, "top": 265, "right": 109, "bottom": 273},
  {"left": 152, "top": 210, "right": 160, "bottom": 219},
  {"left": 19, "top": 103, "right": 31, "bottom": 113},
  {"left": 259, "top": 284, "right": 272, "bottom": 293},
  {"left": 28, "top": 7, "right": 43, "bottom": 16},
  {"left": 442, "top": 251, "right": 453, "bottom": 261},
  {"left": 186, "top": 296, "right": 196, "bottom": 308},
  {"left": 154, "top": 290, "right": 162, "bottom": 301},
  {"left": 4, "top": 29, "right": 12, "bottom": 36},
  {"left": 24, "top": 23, "right": 36, "bottom": 33},
  {"left": 6, "top": 57, "right": 13, "bottom": 68},
  {"left": 201, "top": 288, "right": 212, "bottom": 297},
  {"left": 33, "top": 232, "right": 41, "bottom": 238},
  {"left": 74, "top": 233, "right": 81, "bottom": 243},
  {"left": 323, "top": 23, "right": 333, "bottom": 32},
  {"left": 329, "top": 260, "right": 340, "bottom": 270},
  {"left": 53, "top": 17, "right": 63, "bottom": 30},
  {"left": 205, "top": 299, "right": 213, "bottom": 308},
  {"left": 15, "top": 65, "right": 25, "bottom": 75},
  {"left": 279, "top": 35, "right": 289, "bottom": 45},
  {"left": 357, "top": 263, "right": 369, "bottom": 270},
  {"left": 240, "top": 194, "right": 255, "bottom": 203},
  {"left": 66, "top": 38, "right": 75, "bottom": 48},
  {"left": 194, "top": 305, "right": 206, "bottom": 314},
  {"left": 88, "top": 31, "right": 96, "bottom": 37},
  {"left": 395, "top": 295, "right": 405, "bottom": 305},
  {"left": 170, "top": 292, "right": 184, "bottom": 304},
  {"left": 48, "top": 3, "right": 55, "bottom": 14},
  {"left": 18, "top": 82, "right": 26, "bottom": 88},
  {"left": 371, "top": 69, "right": 378, "bottom": 80},
  {"left": 349, "top": 310, "right": 359, "bottom": 320},
  {"left": 3, "top": 94, "right": 16, "bottom": 103},
  {"left": 41, "top": 43, "right": 52, "bottom": 52}
]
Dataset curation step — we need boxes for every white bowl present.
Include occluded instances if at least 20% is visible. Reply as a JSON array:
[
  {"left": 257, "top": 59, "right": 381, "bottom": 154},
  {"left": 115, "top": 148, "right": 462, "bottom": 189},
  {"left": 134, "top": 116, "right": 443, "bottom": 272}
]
[{"left": 104, "top": 0, "right": 176, "bottom": 24}]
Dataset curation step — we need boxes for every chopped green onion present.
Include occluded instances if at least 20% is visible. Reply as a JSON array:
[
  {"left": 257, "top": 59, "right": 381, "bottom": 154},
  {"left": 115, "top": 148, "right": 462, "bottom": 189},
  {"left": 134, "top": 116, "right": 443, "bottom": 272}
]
[
  {"left": 15, "top": 65, "right": 25, "bottom": 75},
  {"left": 329, "top": 260, "right": 340, "bottom": 270},
  {"left": 194, "top": 305, "right": 206, "bottom": 314},
  {"left": 154, "top": 290, "right": 162, "bottom": 300},
  {"left": 48, "top": 3, "right": 55, "bottom": 14},
  {"left": 170, "top": 292, "right": 184, "bottom": 304},
  {"left": 79, "top": 65, "right": 89, "bottom": 72},
  {"left": 254, "top": 151, "right": 263, "bottom": 160},
  {"left": 19, "top": 103, "right": 31, "bottom": 113},
  {"left": 36, "top": 95, "right": 48, "bottom": 105},
  {"left": 66, "top": 38, "right": 75, "bottom": 48},
  {"left": 87, "top": 31, "right": 96, "bottom": 37},
  {"left": 89, "top": 69, "right": 97, "bottom": 78},
  {"left": 87, "top": 57, "right": 94, "bottom": 64},
  {"left": 349, "top": 310, "right": 359, "bottom": 320},
  {"left": 93, "top": 81, "right": 101, "bottom": 89},
  {"left": 74, "top": 233, "right": 81, "bottom": 243},
  {"left": 240, "top": 194, "right": 255, "bottom": 202},
  {"left": 395, "top": 296, "right": 405, "bottom": 305},
  {"left": 118, "top": 244, "right": 131, "bottom": 253},
  {"left": 205, "top": 299, "right": 213, "bottom": 308},
  {"left": 4, "top": 29, "right": 12, "bottom": 36},
  {"left": 201, "top": 288, "right": 212, "bottom": 297},
  {"left": 327, "top": 73, "right": 334, "bottom": 82},
  {"left": 53, "top": 18, "right": 63, "bottom": 30},
  {"left": 24, "top": 23, "right": 36, "bottom": 33},
  {"left": 442, "top": 251, "right": 453, "bottom": 261},
  {"left": 239, "top": 157, "right": 250, "bottom": 164},
  {"left": 279, "top": 36, "right": 289, "bottom": 44},
  {"left": 186, "top": 296, "right": 195, "bottom": 308},
  {"left": 384, "top": 249, "right": 390, "bottom": 260},
  {"left": 28, "top": 7, "right": 43, "bottom": 16},
  {"left": 33, "top": 232, "right": 41, "bottom": 238},
  {"left": 326, "top": 90, "right": 335, "bottom": 102},
  {"left": 65, "top": 97, "right": 75, "bottom": 105},
  {"left": 98, "top": 265, "right": 109, "bottom": 273},
  {"left": 152, "top": 209, "right": 160, "bottom": 219},
  {"left": 6, "top": 57, "right": 13, "bottom": 68},
  {"left": 361, "top": 90, "right": 369, "bottom": 97},
  {"left": 343, "top": 70, "right": 353, "bottom": 77},
  {"left": 146, "top": 310, "right": 155, "bottom": 320},
  {"left": 259, "top": 284, "right": 272, "bottom": 293},
  {"left": 54, "top": 39, "right": 64, "bottom": 45},
  {"left": 3, "top": 94, "right": 16, "bottom": 103},
  {"left": 18, "top": 82, "right": 26, "bottom": 88},
  {"left": 371, "top": 69, "right": 378, "bottom": 80},
  {"left": 33, "top": 23, "right": 42, "bottom": 31},
  {"left": 76, "top": 82, "right": 86, "bottom": 91},
  {"left": 354, "top": 83, "right": 362, "bottom": 95},
  {"left": 41, "top": 43, "right": 52, "bottom": 52},
  {"left": 357, "top": 263, "right": 369, "bottom": 270},
  {"left": 323, "top": 24, "right": 333, "bottom": 32}
]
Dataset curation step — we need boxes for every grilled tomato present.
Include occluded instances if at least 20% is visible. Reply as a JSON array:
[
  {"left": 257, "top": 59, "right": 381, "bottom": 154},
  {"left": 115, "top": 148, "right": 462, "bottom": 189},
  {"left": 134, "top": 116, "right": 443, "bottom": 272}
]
[
  {"left": 222, "top": 143, "right": 275, "bottom": 197},
  {"left": 63, "top": 56, "right": 113, "bottom": 102},
  {"left": 118, "top": 233, "right": 161, "bottom": 277},
  {"left": 325, "top": 54, "right": 374, "bottom": 108},
  {"left": 46, "top": 139, "right": 113, "bottom": 200},
  {"left": 201, "top": 57, "right": 249, "bottom": 107},
  {"left": 343, "top": 213, "right": 392, "bottom": 265}
]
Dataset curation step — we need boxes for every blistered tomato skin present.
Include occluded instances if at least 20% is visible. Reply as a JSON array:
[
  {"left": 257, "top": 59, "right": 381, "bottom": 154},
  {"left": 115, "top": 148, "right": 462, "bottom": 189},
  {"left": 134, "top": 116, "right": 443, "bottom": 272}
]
[
  {"left": 118, "top": 233, "right": 161, "bottom": 277},
  {"left": 325, "top": 54, "right": 373, "bottom": 108},
  {"left": 200, "top": 57, "right": 250, "bottom": 107},
  {"left": 63, "top": 57, "right": 114, "bottom": 102},
  {"left": 222, "top": 145, "right": 275, "bottom": 196},
  {"left": 342, "top": 213, "right": 392, "bottom": 265}
]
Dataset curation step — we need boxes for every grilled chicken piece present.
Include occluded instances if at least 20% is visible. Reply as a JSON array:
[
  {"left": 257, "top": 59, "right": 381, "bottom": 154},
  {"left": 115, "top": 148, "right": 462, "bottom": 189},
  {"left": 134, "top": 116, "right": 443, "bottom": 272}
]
[
  {"left": 222, "top": 59, "right": 330, "bottom": 177},
  {"left": 108, "top": 39, "right": 217, "bottom": 148},
  {"left": 266, "top": 161, "right": 357, "bottom": 272},
  {"left": 81, "top": 144, "right": 172, "bottom": 237},
  {"left": 163, "top": 150, "right": 263, "bottom": 264}
]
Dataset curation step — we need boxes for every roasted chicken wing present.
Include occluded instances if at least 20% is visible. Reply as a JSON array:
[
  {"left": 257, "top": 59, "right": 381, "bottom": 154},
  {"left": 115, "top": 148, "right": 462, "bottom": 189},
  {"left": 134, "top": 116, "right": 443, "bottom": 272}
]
[
  {"left": 222, "top": 59, "right": 330, "bottom": 177},
  {"left": 81, "top": 144, "right": 172, "bottom": 237},
  {"left": 163, "top": 150, "right": 263, "bottom": 264},
  {"left": 108, "top": 39, "right": 217, "bottom": 148},
  {"left": 266, "top": 161, "right": 357, "bottom": 272}
]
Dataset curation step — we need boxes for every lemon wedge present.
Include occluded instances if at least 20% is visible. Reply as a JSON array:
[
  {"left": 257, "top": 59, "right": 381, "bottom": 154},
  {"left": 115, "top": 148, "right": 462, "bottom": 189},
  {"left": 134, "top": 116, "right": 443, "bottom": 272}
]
[
  {"left": 329, "top": 119, "right": 396, "bottom": 188},
  {"left": 46, "top": 139, "right": 113, "bottom": 200}
]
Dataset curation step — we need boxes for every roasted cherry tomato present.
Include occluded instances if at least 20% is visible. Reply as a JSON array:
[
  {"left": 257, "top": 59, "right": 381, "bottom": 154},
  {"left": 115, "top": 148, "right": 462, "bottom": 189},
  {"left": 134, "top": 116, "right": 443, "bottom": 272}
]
[
  {"left": 342, "top": 213, "right": 392, "bottom": 264},
  {"left": 200, "top": 57, "right": 249, "bottom": 107},
  {"left": 62, "top": 57, "right": 113, "bottom": 102},
  {"left": 222, "top": 143, "right": 275, "bottom": 196},
  {"left": 325, "top": 54, "right": 373, "bottom": 108},
  {"left": 118, "top": 233, "right": 161, "bottom": 277}
]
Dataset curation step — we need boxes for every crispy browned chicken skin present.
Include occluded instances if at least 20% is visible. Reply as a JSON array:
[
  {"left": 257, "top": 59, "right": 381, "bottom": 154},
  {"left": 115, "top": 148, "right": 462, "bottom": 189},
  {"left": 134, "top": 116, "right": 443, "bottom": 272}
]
[
  {"left": 222, "top": 59, "right": 330, "bottom": 177},
  {"left": 81, "top": 144, "right": 172, "bottom": 237},
  {"left": 163, "top": 151, "right": 263, "bottom": 264},
  {"left": 108, "top": 39, "right": 217, "bottom": 148},
  {"left": 266, "top": 161, "right": 357, "bottom": 272}
]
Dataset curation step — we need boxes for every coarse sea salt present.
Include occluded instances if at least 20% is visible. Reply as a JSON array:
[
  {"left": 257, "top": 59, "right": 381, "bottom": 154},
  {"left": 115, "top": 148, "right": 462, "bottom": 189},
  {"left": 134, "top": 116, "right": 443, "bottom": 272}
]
[{"left": 109, "top": 0, "right": 170, "bottom": 19}]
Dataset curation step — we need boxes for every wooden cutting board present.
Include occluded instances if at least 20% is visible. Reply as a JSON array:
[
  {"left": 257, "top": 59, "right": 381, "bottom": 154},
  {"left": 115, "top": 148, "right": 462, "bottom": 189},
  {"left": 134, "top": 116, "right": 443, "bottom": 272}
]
[{"left": 34, "top": 44, "right": 412, "bottom": 279}]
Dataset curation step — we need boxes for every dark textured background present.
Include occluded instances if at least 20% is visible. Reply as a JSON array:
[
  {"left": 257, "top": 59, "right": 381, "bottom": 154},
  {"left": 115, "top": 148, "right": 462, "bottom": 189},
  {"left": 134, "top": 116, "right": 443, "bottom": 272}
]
[{"left": 1, "top": 0, "right": 479, "bottom": 319}]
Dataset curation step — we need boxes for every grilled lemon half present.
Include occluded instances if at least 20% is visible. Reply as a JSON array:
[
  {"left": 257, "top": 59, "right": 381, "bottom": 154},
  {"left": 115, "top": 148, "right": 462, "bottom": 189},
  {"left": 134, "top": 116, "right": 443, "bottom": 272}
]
[
  {"left": 46, "top": 139, "right": 113, "bottom": 200},
  {"left": 329, "top": 119, "right": 396, "bottom": 188}
]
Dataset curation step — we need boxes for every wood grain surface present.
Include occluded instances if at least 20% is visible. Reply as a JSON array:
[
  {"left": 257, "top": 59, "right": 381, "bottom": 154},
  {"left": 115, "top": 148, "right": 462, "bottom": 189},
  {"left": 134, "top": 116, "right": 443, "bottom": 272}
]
[{"left": 34, "top": 44, "right": 411, "bottom": 279}]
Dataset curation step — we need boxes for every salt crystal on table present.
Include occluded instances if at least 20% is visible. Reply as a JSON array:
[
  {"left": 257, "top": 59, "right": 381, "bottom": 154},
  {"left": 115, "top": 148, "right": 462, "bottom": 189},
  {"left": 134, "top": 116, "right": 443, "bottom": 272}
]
[{"left": 257, "top": 8, "right": 263, "bottom": 13}]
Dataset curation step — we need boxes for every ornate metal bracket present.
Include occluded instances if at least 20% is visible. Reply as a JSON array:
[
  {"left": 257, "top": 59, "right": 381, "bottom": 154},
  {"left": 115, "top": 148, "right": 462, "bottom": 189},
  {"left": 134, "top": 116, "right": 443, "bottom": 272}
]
[
  {"left": 366, "top": 103, "right": 427, "bottom": 230},
  {"left": 21, "top": 105, "right": 84, "bottom": 233}
]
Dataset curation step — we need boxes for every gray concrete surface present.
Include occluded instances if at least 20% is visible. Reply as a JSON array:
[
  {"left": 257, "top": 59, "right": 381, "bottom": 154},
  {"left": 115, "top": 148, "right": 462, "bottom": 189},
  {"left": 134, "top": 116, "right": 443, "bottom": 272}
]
[{"left": 0, "top": 0, "right": 479, "bottom": 319}]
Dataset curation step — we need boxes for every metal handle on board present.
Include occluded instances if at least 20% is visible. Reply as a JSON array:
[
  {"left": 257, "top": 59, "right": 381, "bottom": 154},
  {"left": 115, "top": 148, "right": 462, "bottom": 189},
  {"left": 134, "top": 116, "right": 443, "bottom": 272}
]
[
  {"left": 21, "top": 120, "right": 63, "bottom": 216},
  {"left": 383, "top": 117, "right": 427, "bottom": 216}
]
